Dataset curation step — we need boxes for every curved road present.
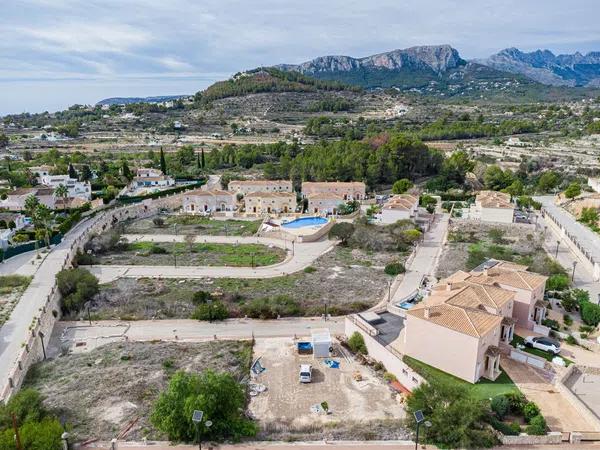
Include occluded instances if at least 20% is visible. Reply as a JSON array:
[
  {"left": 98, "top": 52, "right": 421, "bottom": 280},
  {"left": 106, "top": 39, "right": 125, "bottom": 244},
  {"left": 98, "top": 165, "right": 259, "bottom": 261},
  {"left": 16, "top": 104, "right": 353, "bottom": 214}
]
[{"left": 86, "top": 234, "right": 335, "bottom": 283}]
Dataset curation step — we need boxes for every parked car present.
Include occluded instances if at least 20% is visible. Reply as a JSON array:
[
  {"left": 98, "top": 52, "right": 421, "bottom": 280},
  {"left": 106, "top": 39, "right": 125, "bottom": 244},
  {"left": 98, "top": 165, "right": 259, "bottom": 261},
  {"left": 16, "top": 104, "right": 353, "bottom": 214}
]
[
  {"left": 299, "top": 364, "right": 312, "bottom": 383},
  {"left": 524, "top": 336, "right": 561, "bottom": 355}
]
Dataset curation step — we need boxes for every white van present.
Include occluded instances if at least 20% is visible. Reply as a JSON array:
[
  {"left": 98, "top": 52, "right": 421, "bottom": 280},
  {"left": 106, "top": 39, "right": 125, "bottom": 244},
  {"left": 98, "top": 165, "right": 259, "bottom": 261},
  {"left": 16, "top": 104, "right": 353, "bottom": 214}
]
[{"left": 299, "top": 364, "right": 312, "bottom": 383}]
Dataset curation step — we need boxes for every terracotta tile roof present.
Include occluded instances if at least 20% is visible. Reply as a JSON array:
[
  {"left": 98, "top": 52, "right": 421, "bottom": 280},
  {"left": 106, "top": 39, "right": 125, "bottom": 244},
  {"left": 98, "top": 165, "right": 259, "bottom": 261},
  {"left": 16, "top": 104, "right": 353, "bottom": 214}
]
[
  {"left": 383, "top": 194, "right": 419, "bottom": 210},
  {"left": 307, "top": 192, "right": 345, "bottom": 201},
  {"left": 408, "top": 302, "right": 502, "bottom": 338},
  {"left": 230, "top": 180, "right": 291, "bottom": 186},
  {"left": 302, "top": 181, "right": 365, "bottom": 187},
  {"left": 443, "top": 284, "right": 515, "bottom": 310},
  {"left": 468, "top": 269, "right": 547, "bottom": 291},
  {"left": 246, "top": 191, "right": 296, "bottom": 199},
  {"left": 7, "top": 188, "right": 35, "bottom": 196},
  {"left": 186, "top": 189, "right": 233, "bottom": 197},
  {"left": 476, "top": 190, "right": 513, "bottom": 209}
]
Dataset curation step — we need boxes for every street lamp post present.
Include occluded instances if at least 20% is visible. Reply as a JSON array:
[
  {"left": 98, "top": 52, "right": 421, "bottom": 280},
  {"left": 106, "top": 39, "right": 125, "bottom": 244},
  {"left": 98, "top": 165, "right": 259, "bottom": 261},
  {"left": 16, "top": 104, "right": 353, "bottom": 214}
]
[
  {"left": 207, "top": 299, "right": 213, "bottom": 323},
  {"left": 192, "top": 410, "right": 212, "bottom": 450},
  {"left": 414, "top": 410, "right": 431, "bottom": 450},
  {"left": 87, "top": 302, "right": 92, "bottom": 326},
  {"left": 38, "top": 331, "right": 46, "bottom": 360},
  {"left": 555, "top": 240, "right": 560, "bottom": 259},
  {"left": 572, "top": 261, "right": 578, "bottom": 282},
  {"left": 388, "top": 279, "right": 392, "bottom": 302}
]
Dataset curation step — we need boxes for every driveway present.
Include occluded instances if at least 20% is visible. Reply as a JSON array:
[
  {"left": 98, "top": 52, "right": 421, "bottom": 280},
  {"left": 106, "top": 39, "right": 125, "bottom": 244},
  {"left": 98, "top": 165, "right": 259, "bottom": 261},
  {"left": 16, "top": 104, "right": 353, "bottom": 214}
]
[
  {"left": 391, "top": 213, "right": 449, "bottom": 304},
  {"left": 86, "top": 236, "right": 335, "bottom": 283},
  {"left": 501, "top": 356, "right": 600, "bottom": 432}
]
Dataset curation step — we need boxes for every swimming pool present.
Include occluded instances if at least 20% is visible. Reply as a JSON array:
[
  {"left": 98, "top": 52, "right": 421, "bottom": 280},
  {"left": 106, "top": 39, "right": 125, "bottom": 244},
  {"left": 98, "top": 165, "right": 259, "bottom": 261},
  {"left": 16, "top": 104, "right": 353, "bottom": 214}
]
[
  {"left": 282, "top": 217, "right": 328, "bottom": 228},
  {"left": 398, "top": 301, "right": 416, "bottom": 310}
]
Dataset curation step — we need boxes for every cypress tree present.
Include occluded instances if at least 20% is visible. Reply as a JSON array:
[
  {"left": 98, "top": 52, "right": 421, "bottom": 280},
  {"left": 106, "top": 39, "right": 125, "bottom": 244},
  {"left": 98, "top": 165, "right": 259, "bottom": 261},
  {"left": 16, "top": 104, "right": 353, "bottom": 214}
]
[
  {"left": 68, "top": 163, "right": 77, "bottom": 179},
  {"left": 201, "top": 148, "right": 206, "bottom": 169},
  {"left": 160, "top": 147, "right": 167, "bottom": 175},
  {"left": 197, "top": 152, "right": 201, "bottom": 170}
]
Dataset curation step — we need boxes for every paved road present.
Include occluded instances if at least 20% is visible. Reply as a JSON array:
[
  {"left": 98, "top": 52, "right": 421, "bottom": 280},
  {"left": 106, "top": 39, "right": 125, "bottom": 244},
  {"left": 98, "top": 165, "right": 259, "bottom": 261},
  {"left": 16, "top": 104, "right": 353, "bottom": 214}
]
[
  {"left": 391, "top": 213, "right": 449, "bottom": 305},
  {"left": 0, "top": 248, "right": 45, "bottom": 276},
  {"left": 83, "top": 442, "right": 423, "bottom": 450},
  {"left": 0, "top": 216, "right": 96, "bottom": 396},
  {"left": 50, "top": 318, "right": 345, "bottom": 355},
  {"left": 86, "top": 235, "right": 335, "bottom": 283}
]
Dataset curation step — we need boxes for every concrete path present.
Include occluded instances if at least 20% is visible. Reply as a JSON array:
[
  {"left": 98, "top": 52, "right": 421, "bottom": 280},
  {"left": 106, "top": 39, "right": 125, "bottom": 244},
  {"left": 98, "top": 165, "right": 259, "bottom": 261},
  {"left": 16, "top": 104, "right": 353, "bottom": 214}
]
[
  {"left": 0, "top": 216, "right": 96, "bottom": 396},
  {"left": 390, "top": 213, "right": 449, "bottom": 305},
  {"left": 0, "top": 248, "right": 47, "bottom": 277},
  {"left": 86, "top": 235, "right": 335, "bottom": 283},
  {"left": 501, "top": 356, "right": 600, "bottom": 432},
  {"left": 50, "top": 317, "right": 345, "bottom": 355}
]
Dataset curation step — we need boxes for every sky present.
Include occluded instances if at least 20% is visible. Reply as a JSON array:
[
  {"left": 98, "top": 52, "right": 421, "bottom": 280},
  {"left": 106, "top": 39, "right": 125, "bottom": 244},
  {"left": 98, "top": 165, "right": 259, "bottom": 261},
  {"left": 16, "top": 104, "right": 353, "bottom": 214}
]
[{"left": 1, "top": 0, "right": 599, "bottom": 115}]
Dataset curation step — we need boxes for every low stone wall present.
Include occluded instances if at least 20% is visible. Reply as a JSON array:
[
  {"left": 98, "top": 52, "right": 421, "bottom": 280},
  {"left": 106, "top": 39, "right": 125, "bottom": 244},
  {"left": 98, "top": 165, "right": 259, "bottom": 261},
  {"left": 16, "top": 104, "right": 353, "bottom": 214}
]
[
  {"left": 345, "top": 315, "right": 424, "bottom": 392},
  {"left": 298, "top": 219, "right": 335, "bottom": 243},
  {"left": 499, "top": 432, "right": 562, "bottom": 445}
]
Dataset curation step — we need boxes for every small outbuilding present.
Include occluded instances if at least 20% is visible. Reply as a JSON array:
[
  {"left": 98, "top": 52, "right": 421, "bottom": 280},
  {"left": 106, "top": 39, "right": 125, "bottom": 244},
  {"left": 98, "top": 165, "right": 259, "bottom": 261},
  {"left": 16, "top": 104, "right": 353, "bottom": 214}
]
[{"left": 311, "top": 328, "right": 332, "bottom": 358}]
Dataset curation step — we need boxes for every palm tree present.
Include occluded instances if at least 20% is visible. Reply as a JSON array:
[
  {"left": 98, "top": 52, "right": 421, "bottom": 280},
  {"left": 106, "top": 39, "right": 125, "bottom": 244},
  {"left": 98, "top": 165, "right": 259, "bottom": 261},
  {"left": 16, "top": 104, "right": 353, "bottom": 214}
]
[
  {"left": 32, "top": 205, "right": 53, "bottom": 248},
  {"left": 24, "top": 194, "right": 40, "bottom": 219},
  {"left": 55, "top": 184, "right": 69, "bottom": 211}
]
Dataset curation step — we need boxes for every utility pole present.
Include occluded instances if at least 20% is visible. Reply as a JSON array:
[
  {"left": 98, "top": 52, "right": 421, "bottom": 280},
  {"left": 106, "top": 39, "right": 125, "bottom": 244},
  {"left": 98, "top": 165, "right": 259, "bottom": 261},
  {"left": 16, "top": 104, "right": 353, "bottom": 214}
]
[{"left": 555, "top": 240, "right": 560, "bottom": 259}]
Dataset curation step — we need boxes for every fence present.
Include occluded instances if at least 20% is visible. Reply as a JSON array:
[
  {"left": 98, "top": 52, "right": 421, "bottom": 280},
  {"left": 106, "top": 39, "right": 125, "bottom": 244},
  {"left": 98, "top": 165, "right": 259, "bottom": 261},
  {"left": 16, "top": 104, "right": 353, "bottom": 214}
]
[{"left": 3, "top": 233, "right": 63, "bottom": 260}]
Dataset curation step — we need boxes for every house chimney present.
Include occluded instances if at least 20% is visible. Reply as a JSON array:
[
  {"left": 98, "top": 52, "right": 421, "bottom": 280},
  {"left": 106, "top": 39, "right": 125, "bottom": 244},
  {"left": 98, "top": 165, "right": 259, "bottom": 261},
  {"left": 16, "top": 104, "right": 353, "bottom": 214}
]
[{"left": 424, "top": 307, "right": 431, "bottom": 319}]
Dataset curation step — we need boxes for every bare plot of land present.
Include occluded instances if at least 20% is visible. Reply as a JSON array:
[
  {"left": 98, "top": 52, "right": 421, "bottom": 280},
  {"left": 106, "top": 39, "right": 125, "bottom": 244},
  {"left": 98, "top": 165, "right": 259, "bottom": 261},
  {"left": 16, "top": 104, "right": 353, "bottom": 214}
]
[
  {"left": 89, "top": 247, "right": 391, "bottom": 320},
  {"left": 124, "top": 215, "right": 261, "bottom": 236},
  {"left": 0, "top": 274, "right": 32, "bottom": 327},
  {"left": 249, "top": 338, "right": 407, "bottom": 441},
  {"left": 93, "top": 241, "right": 285, "bottom": 267},
  {"left": 564, "top": 367, "right": 600, "bottom": 422},
  {"left": 436, "top": 220, "right": 550, "bottom": 278},
  {"left": 24, "top": 340, "right": 252, "bottom": 441}
]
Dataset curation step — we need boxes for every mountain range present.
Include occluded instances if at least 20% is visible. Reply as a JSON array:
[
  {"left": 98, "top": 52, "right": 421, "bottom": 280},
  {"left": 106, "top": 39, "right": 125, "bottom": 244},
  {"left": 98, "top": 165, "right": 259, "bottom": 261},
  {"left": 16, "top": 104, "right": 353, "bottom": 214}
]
[{"left": 277, "top": 45, "right": 600, "bottom": 90}]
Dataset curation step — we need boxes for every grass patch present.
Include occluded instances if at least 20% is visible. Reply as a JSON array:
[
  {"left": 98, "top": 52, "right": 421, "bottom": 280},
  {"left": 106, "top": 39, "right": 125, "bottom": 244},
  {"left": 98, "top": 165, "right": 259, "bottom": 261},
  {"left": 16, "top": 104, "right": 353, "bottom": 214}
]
[
  {"left": 511, "top": 335, "right": 573, "bottom": 366},
  {"left": 403, "top": 355, "right": 520, "bottom": 400},
  {"left": 166, "top": 216, "right": 261, "bottom": 236}
]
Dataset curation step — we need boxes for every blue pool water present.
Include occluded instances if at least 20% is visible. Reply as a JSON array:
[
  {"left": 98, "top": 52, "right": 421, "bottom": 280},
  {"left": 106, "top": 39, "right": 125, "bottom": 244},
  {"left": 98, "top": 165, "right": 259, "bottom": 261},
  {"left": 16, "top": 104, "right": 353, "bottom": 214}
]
[
  {"left": 398, "top": 301, "right": 416, "bottom": 310},
  {"left": 282, "top": 217, "right": 328, "bottom": 228}
]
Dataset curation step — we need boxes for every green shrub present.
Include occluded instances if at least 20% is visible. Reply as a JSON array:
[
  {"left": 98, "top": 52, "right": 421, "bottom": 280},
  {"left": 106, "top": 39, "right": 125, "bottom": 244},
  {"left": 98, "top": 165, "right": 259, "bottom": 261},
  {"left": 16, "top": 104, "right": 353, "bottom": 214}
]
[
  {"left": 151, "top": 244, "right": 168, "bottom": 254},
  {"left": 241, "top": 296, "right": 300, "bottom": 319},
  {"left": 384, "top": 262, "right": 406, "bottom": 276},
  {"left": 581, "top": 301, "right": 600, "bottom": 326},
  {"left": 56, "top": 268, "right": 99, "bottom": 314},
  {"left": 191, "top": 301, "right": 229, "bottom": 321},
  {"left": 192, "top": 290, "right": 212, "bottom": 305},
  {"left": 579, "top": 324, "right": 595, "bottom": 333},
  {"left": 565, "top": 335, "right": 578, "bottom": 346},
  {"left": 303, "top": 266, "right": 317, "bottom": 273},
  {"left": 489, "top": 417, "right": 519, "bottom": 436},
  {"left": 383, "top": 372, "right": 397, "bottom": 382},
  {"left": 563, "top": 314, "right": 573, "bottom": 326},
  {"left": 546, "top": 274, "right": 569, "bottom": 291},
  {"left": 151, "top": 370, "right": 256, "bottom": 441},
  {"left": 348, "top": 332, "right": 368, "bottom": 355},
  {"left": 542, "top": 319, "right": 559, "bottom": 331},
  {"left": 523, "top": 402, "right": 540, "bottom": 422},
  {"left": 526, "top": 415, "right": 547, "bottom": 435},
  {"left": 491, "top": 395, "right": 510, "bottom": 420}
]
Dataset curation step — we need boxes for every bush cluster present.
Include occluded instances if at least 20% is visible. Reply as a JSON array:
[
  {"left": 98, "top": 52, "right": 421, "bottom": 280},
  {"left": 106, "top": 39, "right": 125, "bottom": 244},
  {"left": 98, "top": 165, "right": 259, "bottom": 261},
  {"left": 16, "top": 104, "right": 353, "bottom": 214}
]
[{"left": 56, "top": 268, "right": 99, "bottom": 314}]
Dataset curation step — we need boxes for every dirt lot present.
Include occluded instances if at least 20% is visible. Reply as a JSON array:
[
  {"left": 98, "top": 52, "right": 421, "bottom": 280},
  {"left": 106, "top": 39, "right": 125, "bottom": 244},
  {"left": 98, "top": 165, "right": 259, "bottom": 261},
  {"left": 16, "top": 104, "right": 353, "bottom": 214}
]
[
  {"left": 89, "top": 246, "right": 391, "bottom": 320},
  {"left": 24, "top": 340, "right": 252, "bottom": 441},
  {"left": 249, "top": 338, "right": 408, "bottom": 441},
  {"left": 94, "top": 241, "right": 285, "bottom": 267},
  {"left": 0, "top": 275, "right": 32, "bottom": 327},
  {"left": 436, "top": 220, "right": 551, "bottom": 278},
  {"left": 124, "top": 215, "right": 261, "bottom": 237}
]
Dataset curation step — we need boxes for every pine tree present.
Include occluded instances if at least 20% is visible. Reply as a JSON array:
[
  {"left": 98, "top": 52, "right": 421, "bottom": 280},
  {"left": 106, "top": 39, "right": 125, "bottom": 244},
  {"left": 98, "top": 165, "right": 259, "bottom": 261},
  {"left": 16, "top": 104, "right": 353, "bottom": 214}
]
[{"left": 160, "top": 147, "right": 167, "bottom": 175}]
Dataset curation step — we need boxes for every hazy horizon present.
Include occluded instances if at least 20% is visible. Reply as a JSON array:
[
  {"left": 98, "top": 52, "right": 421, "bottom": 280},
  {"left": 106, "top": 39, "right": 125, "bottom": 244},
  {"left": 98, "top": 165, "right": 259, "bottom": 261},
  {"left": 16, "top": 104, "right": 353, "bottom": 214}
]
[{"left": 2, "top": 0, "right": 599, "bottom": 116}]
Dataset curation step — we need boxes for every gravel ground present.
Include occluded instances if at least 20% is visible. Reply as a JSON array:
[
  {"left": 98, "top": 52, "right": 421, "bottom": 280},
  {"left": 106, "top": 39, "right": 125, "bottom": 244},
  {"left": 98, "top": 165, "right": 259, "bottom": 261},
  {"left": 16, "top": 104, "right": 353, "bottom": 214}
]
[
  {"left": 87, "top": 246, "right": 397, "bottom": 321},
  {"left": 24, "top": 340, "right": 252, "bottom": 441},
  {"left": 124, "top": 215, "right": 261, "bottom": 236}
]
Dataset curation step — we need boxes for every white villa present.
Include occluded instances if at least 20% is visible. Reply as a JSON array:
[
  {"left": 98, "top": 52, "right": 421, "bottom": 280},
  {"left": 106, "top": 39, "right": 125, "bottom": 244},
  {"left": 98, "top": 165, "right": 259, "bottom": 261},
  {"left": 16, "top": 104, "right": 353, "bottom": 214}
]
[
  {"left": 228, "top": 180, "right": 293, "bottom": 196},
  {"left": 131, "top": 168, "right": 175, "bottom": 189},
  {"left": 465, "top": 191, "right": 515, "bottom": 224},
  {"left": 39, "top": 174, "right": 92, "bottom": 200},
  {"left": 302, "top": 181, "right": 366, "bottom": 201},
  {"left": 307, "top": 193, "right": 345, "bottom": 215},
  {"left": 375, "top": 194, "right": 419, "bottom": 224},
  {"left": 182, "top": 189, "right": 237, "bottom": 214},
  {"left": 244, "top": 192, "right": 297, "bottom": 214}
]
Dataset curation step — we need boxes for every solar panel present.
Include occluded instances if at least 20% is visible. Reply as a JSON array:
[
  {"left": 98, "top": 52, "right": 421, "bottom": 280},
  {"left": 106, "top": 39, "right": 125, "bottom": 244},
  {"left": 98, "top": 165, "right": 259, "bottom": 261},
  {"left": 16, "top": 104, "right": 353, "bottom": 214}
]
[
  {"left": 192, "top": 410, "right": 203, "bottom": 423},
  {"left": 414, "top": 410, "right": 424, "bottom": 423}
]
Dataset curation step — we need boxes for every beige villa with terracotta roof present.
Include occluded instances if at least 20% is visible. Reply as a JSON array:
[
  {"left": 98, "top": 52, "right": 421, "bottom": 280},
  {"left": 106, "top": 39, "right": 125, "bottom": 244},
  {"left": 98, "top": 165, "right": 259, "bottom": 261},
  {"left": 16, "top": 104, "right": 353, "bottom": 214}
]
[
  {"left": 301, "top": 181, "right": 366, "bottom": 201},
  {"left": 244, "top": 191, "right": 296, "bottom": 214},
  {"left": 182, "top": 189, "right": 236, "bottom": 214},
  {"left": 400, "top": 260, "right": 547, "bottom": 383},
  {"left": 467, "top": 190, "right": 515, "bottom": 224},
  {"left": 376, "top": 194, "right": 419, "bottom": 223},
  {"left": 228, "top": 180, "right": 292, "bottom": 196}
]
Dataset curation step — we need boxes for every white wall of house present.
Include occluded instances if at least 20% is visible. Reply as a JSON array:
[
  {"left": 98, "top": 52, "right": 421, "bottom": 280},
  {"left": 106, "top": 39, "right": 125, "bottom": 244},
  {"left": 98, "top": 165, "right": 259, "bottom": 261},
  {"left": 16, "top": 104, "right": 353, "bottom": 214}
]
[
  {"left": 376, "top": 208, "right": 412, "bottom": 224},
  {"left": 480, "top": 207, "right": 514, "bottom": 224}
]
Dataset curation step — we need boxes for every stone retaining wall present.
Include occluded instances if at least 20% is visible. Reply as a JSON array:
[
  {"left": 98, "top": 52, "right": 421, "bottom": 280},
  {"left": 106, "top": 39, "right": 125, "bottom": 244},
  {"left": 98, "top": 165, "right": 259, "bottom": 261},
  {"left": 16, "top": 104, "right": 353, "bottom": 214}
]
[{"left": 499, "top": 432, "right": 562, "bottom": 445}]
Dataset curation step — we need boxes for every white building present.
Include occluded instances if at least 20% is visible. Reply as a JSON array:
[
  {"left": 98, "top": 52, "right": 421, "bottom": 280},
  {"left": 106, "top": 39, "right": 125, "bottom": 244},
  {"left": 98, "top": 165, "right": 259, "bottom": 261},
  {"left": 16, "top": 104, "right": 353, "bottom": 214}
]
[
  {"left": 229, "top": 180, "right": 293, "bottom": 196},
  {"left": 588, "top": 178, "right": 600, "bottom": 193},
  {"left": 132, "top": 168, "right": 175, "bottom": 189},
  {"left": 375, "top": 194, "right": 419, "bottom": 224},
  {"left": 182, "top": 190, "right": 236, "bottom": 214},
  {"left": 39, "top": 174, "right": 92, "bottom": 200},
  {"left": 466, "top": 191, "right": 515, "bottom": 224}
]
